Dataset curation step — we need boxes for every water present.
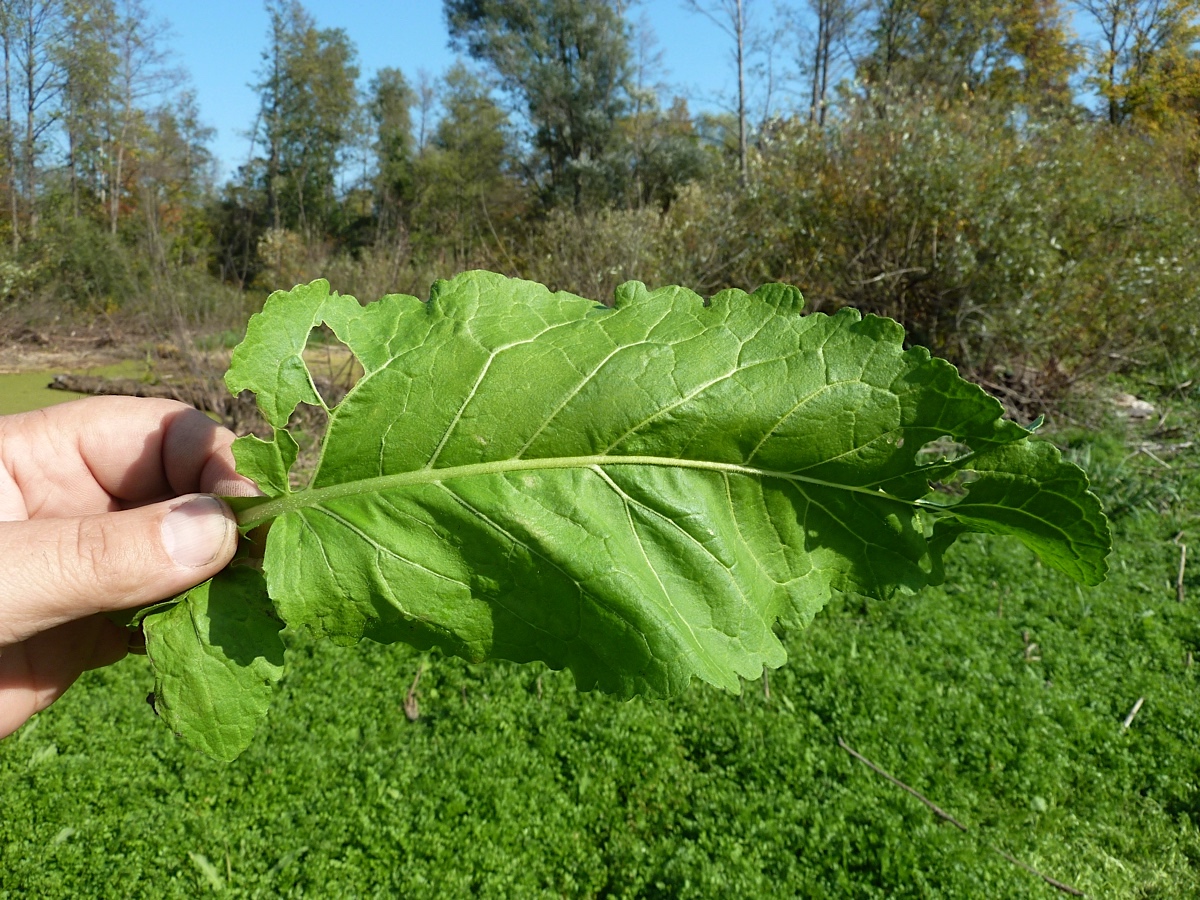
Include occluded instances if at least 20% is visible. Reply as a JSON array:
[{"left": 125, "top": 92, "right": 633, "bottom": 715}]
[{"left": 0, "top": 362, "right": 145, "bottom": 416}]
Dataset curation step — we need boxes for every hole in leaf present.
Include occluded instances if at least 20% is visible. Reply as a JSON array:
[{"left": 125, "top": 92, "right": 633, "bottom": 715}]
[
  {"left": 927, "top": 468, "right": 979, "bottom": 498},
  {"left": 302, "top": 324, "right": 362, "bottom": 408},
  {"left": 916, "top": 435, "right": 972, "bottom": 465},
  {"left": 281, "top": 325, "right": 365, "bottom": 487}
]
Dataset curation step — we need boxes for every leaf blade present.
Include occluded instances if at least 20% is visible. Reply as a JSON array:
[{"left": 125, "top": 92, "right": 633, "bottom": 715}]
[
  {"left": 144, "top": 568, "right": 284, "bottom": 761},
  {"left": 228, "top": 272, "right": 1110, "bottom": 701}
]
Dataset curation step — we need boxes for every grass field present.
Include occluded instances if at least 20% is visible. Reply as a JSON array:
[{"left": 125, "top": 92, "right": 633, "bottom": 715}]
[{"left": 2, "top": 404, "right": 1198, "bottom": 897}]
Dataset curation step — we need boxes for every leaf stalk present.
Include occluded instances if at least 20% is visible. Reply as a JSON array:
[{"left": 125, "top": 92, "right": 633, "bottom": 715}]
[{"left": 231, "top": 454, "right": 925, "bottom": 530}]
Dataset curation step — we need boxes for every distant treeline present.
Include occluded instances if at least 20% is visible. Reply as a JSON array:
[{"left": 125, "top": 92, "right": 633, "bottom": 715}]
[{"left": 2, "top": 0, "right": 1199, "bottom": 399}]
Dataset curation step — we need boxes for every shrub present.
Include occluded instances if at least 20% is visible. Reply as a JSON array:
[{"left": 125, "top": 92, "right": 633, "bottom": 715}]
[
  {"left": 736, "top": 105, "right": 1200, "bottom": 401},
  {"left": 42, "top": 217, "right": 139, "bottom": 310},
  {"left": 521, "top": 206, "right": 668, "bottom": 301}
]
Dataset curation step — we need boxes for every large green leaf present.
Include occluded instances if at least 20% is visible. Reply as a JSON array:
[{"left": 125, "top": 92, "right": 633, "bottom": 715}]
[
  {"left": 143, "top": 567, "right": 284, "bottom": 761},
  {"left": 148, "top": 271, "right": 1110, "bottom": 758}
]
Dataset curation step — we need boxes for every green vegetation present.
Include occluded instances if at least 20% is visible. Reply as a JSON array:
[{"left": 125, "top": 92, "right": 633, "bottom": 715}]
[
  {"left": 1, "top": 1, "right": 1197, "bottom": 409},
  {"left": 143, "top": 273, "right": 1109, "bottom": 760},
  {"left": 0, "top": 371, "right": 86, "bottom": 414},
  {"left": 2, "top": 0, "right": 1200, "bottom": 894},
  {"left": 0, "top": 361, "right": 146, "bottom": 415},
  {"left": 2, "top": 414, "right": 1197, "bottom": 895}
]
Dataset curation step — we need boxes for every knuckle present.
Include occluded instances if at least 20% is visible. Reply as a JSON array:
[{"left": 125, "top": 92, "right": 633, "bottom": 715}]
[{"left": 64, "top": 515, "right": 142, "bottom": 599}]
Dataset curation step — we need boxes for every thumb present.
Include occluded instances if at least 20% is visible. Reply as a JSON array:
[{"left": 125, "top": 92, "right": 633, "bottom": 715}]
[{"left": 0, "top": 495, "right": 240, "bottom": 648}]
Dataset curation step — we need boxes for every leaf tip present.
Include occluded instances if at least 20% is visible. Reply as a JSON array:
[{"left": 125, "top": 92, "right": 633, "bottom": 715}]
[
  {"left": 749, "top": 282, "right": 805, "bottom": 313},
  {"left": 612, "top": 281, "right": 650, "bottom": 309}
]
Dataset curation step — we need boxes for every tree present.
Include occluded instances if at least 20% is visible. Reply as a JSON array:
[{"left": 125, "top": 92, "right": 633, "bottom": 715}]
[
  {"left": 1076, "top": 0, "right": 1200, "bottom": 127},
  {"left": 413, "top": 68, "right": 439, "bottom": 153},
  {"left": 997, "top": 0, "right": 1079, "bottom": 107},
  {"left": 1, "top": 3, "right": 19, "bottom": 250},
  {"left": 621, "top": 95, "right": 707, "bottom": 209},
  {"left": 57, "top": 0, "right": 118, "bottom": 220},
  {"left": 857, "top": 0, "right": 1078, "bottom": 109},
  {"left": 213, "top": 0, "right": 361, "bottom": 285},
  {"left": 255, "top": 0, "right": 360, "bottom": 235},
  {"left": 800, "top": 0, "right": 864, "bottom": 125},
  {"left": 445, "top": 0, "right": 634, "bottom": 209},
  {"left": 616, "top": 19, "right": 707, "bottom": 209},
  {"left": 102, "top": 0, "right": 182, "bottom": 234},
  {"left": 368, "top": 66, "right": 415, "bottom": 233},
  {"left": 137, "top": 90, "right": 214, "bottom": 267},
  {"left": 9, "top": 0, "right": 63, "bottom": 242},
  {"left": 681, "top": 0, "right": 752, "bottom": 180},
  {"left": 412, "top": 63, "right": 515, "bottom": 261}
]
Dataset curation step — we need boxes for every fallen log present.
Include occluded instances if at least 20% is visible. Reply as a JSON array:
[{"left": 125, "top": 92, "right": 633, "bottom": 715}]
[
  {"left": 48, "top": 373, "right": 191, "bottom": 401},
  {"left": 48, "top": 372, "right": 263, "bottom": 433},
  {"left": 47, "top": 371, "right": 345, "bottom": 437}
]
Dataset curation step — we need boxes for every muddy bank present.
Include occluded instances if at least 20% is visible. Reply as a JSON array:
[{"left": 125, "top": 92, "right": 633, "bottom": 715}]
[
  {"left": 1, "top": 331, "right": 357, "bottom": 426},
  {"left": 0, "top": 362, "right": 145, "bottom": 415}
]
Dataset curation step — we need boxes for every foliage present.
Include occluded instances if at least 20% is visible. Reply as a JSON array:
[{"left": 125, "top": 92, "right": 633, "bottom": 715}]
[
  {"left": 1077, "top": 0, "right": 1200, "bottom": 128},
  {"left": 368, "top": 66, "right": 416, "bottom": 232},
  {"left": 410, "top": 64, "right": 519, "bottom": 264},
  {"left": 41, "top": 215, "right": 137, "bottom": 306},
  {"left": 521, "top": 205, "right": 666, "bottom": 300},
  {"left": 251, "top": 226, "right": 327, "bottom": 293},
  {"left": 723, "top": 105, "right": 1200, "bottom": 401},
  {"left": 617, "top": 96, "right": 711, "bottom": 211},
  {"left": 255, "top": 0, "right": 360, "bottom": 236},
  {"left": 319, "top": 233, "right": 437, "bottom": 306},
  {"left": 55, "top": 0, "right": 121, "bottom": 223},
  {"left": 859, "top": 0, "right": 1079, "bottom": 108},
  {"left": 138, "top": 272, "right": 1110, "bottom": 760},
  {"left": 446, "top": 0, "right": 634, "bottom": 209},
  {"left": 5, "top": 0, "right": 1198, "bottom": 405},
  {"left": 2, "top": 427, "right": 1198, "bottom": 894}
]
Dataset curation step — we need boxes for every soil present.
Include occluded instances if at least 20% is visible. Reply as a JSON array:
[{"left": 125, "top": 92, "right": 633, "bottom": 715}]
[
  {"left": 0, "top": 327, "right": 232, "bottom": 418},
  {"left": 0, "top": 333, "right": 133, "bottom": 376},
  {"left": 0, "top": 326, "right": 357, "bottom": 435}
]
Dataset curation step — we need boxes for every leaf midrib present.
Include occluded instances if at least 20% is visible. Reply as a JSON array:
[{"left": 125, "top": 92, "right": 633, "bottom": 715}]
[{"left": 234, "top": 454, "right": 932, "bottom": 529}]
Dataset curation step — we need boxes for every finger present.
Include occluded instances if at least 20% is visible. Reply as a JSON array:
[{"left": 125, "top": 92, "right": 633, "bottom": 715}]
[
  {"left": 0, "top": 397, "right": 259, "bottom": 516},
  {"left": 160, "top": 403, "right": 260, "bottom": 498},
  {"left": 0, "top": 615, "right": 129, "bottom": 740},
  {"left": 0, "top": 494, "right": 239, "bottom": 647}
]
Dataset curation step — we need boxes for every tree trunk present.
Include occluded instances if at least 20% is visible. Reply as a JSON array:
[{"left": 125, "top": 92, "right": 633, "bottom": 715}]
[
  {"left": 67, "top": 116, "right": 77, "bottom": 217},
  {"left": 109, "top": 54, "right": 130, "bottom": 234},
  {"left": 810, "top": 1, "right": 830, "bottom": 124},
  {"left": 735, "top": 0, "right": 747, "bottom": 183},
  {"left": 22, "top": 1, "right": 36, "bottom": 239},
  {"left": 266, "top": 9, "right": 283, "bottom": 231},
  {"left": 110, "top": 129, "right": 124, "bottom": 233},
  {"left": 3, "top": 18, "right": 18, "bottom": 252},
  {"left": 818, "top": 6, "right": 831, "bottom": 127}
]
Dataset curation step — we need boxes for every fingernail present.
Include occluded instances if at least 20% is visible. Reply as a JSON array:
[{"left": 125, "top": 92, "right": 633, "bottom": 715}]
[
  {"left": 161, "top": 496, "right": 231, "bottom": 568},
  {"left": 127, "top": 628, "right": 147, "bottom": 655}
]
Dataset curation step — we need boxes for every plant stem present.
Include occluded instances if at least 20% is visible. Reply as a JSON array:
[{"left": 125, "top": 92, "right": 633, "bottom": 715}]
[{"left": 232, "top": 454, "right": 933, "bottom": 529}]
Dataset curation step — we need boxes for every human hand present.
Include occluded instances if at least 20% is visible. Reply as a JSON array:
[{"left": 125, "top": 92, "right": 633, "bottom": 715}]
[{"left": 0, "top": 396, "right": 259, "bottom": 738}]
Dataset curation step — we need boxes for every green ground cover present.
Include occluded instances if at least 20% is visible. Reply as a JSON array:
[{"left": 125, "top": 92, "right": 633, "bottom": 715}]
[
  {"left": 0, "top": 372, "right": 86, "bottom": 414},
  {"left": 0, "top": 362, "right": 148, "bottom": 416},
  {"left": 2, "top": 406, "right": 1198, "bottom": 898}
]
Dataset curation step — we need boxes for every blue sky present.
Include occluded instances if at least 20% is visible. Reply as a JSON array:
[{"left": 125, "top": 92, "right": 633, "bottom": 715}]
[{"left": 145, "top": 1, "right": 746, "bottom": 181}]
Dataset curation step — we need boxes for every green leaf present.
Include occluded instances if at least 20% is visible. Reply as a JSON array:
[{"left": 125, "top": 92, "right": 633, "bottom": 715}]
[
  {"left": 218, "top": 271, "right": 1108, "bottom": 705},
  {"left": 231, "top": 429, "right": 299, "bottom": 498},
  {"left": 929, "top": 440, "right": 1110, "bottom": 586},
  {"left": 225, "top": 279, "right": 360, "bottom": 427},
  {"left": 144, "top": 567, "right": 284, "bottom": 762}
]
